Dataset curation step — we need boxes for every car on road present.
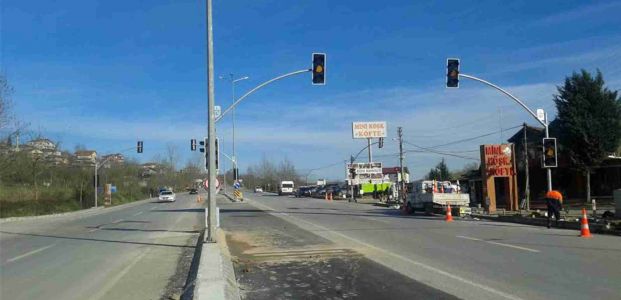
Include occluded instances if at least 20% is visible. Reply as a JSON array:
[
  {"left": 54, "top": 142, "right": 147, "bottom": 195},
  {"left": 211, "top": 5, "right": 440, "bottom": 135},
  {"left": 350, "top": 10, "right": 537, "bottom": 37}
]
[
  {"left": 189, "top": 188, "right": 198, "bottom": 194},
  {"left": 278, "top": 181, "right": 295, "bottom": 196},
  {"left": 254, "top": 186, "right": 263, "bottom": 193},
  {"left": 295, "top": 186, "right": 313, "bottom": 197},
  {"left": 158, "top": 190, "right": 176, "bottom": 202}
]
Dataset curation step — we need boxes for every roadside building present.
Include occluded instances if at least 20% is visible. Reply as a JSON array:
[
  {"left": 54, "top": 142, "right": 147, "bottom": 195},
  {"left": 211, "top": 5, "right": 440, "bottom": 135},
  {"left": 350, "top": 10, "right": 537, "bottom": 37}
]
[
  {"left": 101, "top": 153, "right": 125, "bottom": 168},
  {"left": 74, "top": 150, "right": 97, "bottom": 167}
]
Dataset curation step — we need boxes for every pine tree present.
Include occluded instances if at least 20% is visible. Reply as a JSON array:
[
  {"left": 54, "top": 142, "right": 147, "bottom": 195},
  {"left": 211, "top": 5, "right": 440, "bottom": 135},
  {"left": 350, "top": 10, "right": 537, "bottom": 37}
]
[{"left": 553, "top": 69, "right": 621, "bottom": 202}]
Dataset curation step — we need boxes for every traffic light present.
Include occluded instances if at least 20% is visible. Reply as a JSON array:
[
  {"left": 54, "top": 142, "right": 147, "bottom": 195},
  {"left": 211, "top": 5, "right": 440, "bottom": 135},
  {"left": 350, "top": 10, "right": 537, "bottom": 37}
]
[
  {"left": 137, "top": 141, "right": 143, "bottom": 153},
  {"left": 542, "top": 138, "right": 557, "bottom": 168},
  {"left": 191, "top": 139, "right": 197, "bottom": 151},
  {"left": 378, "top": 137, "right": 384, "bottom": 149},
  {"left": 312, "top": 53, "right": 326, "bottom": 85},
  {"left": 446, "top": 58, "right": 460, "bottom": 88},
  {"left": 199, "top": 139, "right": 205, "bottom": 153}
]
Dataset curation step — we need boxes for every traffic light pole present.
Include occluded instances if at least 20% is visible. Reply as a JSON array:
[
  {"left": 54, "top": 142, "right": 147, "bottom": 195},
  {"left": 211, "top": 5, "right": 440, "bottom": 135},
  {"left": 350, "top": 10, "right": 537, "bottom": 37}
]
[
  {"left": 205, "top": 0, "right": 217, "bottom": 243},
  {"left": 458, "top": 73, "right": 552, "bottom": 192},
  {"left": 215, "top": 69, "right": 312, "bottom": 123}
]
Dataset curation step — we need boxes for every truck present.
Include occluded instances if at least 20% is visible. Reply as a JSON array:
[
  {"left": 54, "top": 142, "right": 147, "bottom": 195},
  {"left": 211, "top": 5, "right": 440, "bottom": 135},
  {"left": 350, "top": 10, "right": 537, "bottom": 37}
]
[
  {"left": 278, "top": 181, "right": 295, "bottom": 196},
  {"left": 405, "top": 180, "right": 471, "bottom": 216}
]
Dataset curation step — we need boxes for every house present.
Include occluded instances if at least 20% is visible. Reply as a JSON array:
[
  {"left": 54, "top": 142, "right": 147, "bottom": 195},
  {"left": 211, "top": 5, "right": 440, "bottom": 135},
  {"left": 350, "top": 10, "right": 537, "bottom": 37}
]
[
  {"left": 74, "top": 150, "right": 97, "bottom": 167},
  {"left": 101, "top": 153, "right": 125, "bottom": 168}
]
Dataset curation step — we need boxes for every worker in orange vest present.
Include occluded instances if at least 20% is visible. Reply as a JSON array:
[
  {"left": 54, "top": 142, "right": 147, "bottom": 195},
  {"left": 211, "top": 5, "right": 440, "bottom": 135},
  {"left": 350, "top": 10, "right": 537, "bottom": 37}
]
[{"left": 545, "top": 190, "right": 563, "bottom": 228}]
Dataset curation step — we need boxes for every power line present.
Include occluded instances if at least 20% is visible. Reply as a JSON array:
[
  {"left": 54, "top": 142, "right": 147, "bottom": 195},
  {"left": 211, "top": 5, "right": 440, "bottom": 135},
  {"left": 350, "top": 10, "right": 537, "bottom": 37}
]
[
  {"left": 426, "top": 124, "right": 523, "bottom": 149},
  {"left": 402, "top": 141, "right": 479, "bottom": 161}
]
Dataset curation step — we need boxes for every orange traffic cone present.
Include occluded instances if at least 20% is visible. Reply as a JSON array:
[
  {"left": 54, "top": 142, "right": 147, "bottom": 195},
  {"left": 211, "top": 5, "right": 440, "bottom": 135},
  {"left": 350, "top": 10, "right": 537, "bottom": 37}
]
[
  {"left": 445, "top": 203, "right": 453, "bottom": 222},
  {"left": 580, "top": 208, "right": 592, "bottom": 238},
  {"left": 325, "top": 192, "right": 329, "bottom": 201},
  {"left": 329, "top": 192, "right": 333, "bottom": 201}
]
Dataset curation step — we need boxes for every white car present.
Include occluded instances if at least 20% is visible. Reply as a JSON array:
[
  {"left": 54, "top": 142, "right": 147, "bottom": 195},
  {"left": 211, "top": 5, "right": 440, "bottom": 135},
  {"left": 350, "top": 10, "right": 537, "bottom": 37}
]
[
  {"left": 254, "top": 187, "right": 263, "bottom": 193},
  {"left": 159, "top": 191, "right": 176, "bottom": 202}
]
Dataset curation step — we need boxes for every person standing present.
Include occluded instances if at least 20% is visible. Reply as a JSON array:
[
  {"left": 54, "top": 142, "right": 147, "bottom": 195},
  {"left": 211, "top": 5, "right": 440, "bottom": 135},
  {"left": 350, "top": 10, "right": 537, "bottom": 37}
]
[{"left": 546, "top": 190, "right": 563, "bottom": 228}]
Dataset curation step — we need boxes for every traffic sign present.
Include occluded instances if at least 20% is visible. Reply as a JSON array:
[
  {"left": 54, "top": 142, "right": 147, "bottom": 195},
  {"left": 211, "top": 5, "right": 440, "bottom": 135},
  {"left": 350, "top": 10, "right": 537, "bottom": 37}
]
[
  {"left": 536, "top": 109, "right": 545, "bottom": 123},
  {"left": 233, "top": 181, "right": 241, "bottom": 189},
  {"left": 214, "top": 105, "right": 221, "bottom": 118},
  {"left": 204, "top": 178, "right": 220, "bottom": 190}
]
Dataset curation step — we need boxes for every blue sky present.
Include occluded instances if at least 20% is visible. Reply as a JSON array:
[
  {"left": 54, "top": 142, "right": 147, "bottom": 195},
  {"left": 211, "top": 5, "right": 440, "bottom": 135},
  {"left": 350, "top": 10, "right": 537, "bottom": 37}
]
[{"left": 2, "top": 0, "right": 621, "bottom": 180}]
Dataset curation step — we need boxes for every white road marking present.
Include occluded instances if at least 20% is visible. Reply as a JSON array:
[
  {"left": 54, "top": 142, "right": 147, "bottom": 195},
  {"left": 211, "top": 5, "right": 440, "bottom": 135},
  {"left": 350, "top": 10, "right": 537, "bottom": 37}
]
[
  {"left": 132, "top": 211, "right": 143, "bottom": 217},
  {"left": 88, "top": 228, "right": 99, "bottom": 232},
  {"left": 248, "top": 198, "right": 524, "bottom": 300},
  {"left": 112, "top": 219, "right": 123, "bottom": 224},
  {"left": 6, "top": 244, "right": 56, "bottom": 263},
  {"left": 456, "top": 235, "right": 540, "bottom": 253}
]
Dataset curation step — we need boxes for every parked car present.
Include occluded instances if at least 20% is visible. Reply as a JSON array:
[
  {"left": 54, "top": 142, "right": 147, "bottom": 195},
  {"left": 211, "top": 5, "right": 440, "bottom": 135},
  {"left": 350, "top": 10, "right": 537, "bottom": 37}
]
[
  {"left": 189, "top": 188, "right": 198, "bottom": 194},
  {"left": 254, "top": 186, "right": 263, "bottom": 193},
  {"left": 158, "top": 190, "right": 176, "bottom": 202},
  {"left": 295, "top": 186, "right": 313, "bottom": 198}
]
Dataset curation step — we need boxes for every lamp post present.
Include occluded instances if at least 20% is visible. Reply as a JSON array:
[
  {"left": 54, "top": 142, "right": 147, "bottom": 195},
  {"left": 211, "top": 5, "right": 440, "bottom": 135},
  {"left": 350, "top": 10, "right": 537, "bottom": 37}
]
[{"left": 220, "top": 74, "right": 249, "bottom": 182}]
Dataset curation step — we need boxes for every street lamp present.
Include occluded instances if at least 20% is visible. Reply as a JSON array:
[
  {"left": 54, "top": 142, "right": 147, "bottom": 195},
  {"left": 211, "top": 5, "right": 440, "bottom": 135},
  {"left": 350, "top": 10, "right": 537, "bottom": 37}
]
[{"left": 220, "top": 74, "right": 249, "bottom": 182}]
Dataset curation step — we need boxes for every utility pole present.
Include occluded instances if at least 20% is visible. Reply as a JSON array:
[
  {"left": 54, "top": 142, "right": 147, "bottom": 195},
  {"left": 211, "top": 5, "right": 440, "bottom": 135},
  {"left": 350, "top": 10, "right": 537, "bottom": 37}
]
[
  {"left": 367, "top": 138, "right": 372, "bottom": 163},
  {"left": 205, "top": 0, "right": 217, "bottom": 243},
  {"left": 94, "top": 162, "right": 98, "bottom": 208},
  {"left": 398, "top": 127, "right": 405, "bottom": 203},
  {"left": 523, "top": 123, "right": 530, "bottom": 210}
]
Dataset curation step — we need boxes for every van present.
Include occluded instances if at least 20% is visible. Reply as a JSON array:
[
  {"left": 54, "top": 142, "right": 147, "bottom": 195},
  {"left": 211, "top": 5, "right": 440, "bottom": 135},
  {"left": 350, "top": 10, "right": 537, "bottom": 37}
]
[{"left": 278, "top": 181, "right": 294, "bottom": 196}]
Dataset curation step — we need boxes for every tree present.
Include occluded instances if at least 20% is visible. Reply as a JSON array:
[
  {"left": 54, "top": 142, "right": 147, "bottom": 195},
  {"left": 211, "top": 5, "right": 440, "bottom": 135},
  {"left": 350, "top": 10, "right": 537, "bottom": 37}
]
[
  {"left": 0, "top": 75, "right": 14, "bottom": 129},
  {"left": 426, "top": 158, "right": 450, "bottom": 181},
  {"left": 553, "top": 69, "right": 621, "bottom": 202}
]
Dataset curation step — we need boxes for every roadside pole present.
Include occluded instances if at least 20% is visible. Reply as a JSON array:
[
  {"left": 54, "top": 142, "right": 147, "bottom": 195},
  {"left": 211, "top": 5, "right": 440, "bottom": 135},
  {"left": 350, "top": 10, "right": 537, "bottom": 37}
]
[
  {"left": 205, "top": 0, "right": 217, "bottom": 243},
  {"left": 544, "top": 112, "right": 552, "bottom": 192},
  {"left": 398, "top": 127, "right": 405, "bottom": 203},
  {"left": 523, "top": 123, "right": 530, "bottom": 210},
  {"left": 367, "top": 138, "right": 372, "bottom": 163},
  {"left": 94, "top": 162, "right": 98, "bottom": 208}
]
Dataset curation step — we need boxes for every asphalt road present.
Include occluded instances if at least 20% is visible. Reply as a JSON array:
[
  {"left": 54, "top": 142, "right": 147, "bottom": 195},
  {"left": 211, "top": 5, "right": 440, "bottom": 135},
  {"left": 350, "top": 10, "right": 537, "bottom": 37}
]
[
  {"left": 0, "top": 192, "right": 205, "bottom": 300},
  {"left": 234, "top": 191, "right": 621, "bottom": 300}
]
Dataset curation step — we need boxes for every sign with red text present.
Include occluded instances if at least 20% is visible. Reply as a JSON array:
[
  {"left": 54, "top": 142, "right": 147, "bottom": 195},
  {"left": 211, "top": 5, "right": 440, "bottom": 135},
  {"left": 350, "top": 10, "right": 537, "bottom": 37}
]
[
  {"left": 352, "top": 121, "right": 387, "bottom": 139},
  {"left": 481, "top": 144, "right": 516, "bottom": 177}
]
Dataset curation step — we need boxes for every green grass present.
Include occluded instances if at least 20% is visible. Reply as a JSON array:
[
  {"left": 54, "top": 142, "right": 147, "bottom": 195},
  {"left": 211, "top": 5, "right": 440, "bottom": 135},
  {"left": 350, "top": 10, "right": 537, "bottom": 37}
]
[{"left": 0, "top": 185, "right": 149, "bottom": 218}]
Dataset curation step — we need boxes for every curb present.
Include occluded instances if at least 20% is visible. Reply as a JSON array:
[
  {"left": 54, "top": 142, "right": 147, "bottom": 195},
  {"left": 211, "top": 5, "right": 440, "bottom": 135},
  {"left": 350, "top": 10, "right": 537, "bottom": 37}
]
[
  {"left": 193, "top": 228, "right": 241, "bottom": 300},
  {"left": 473, "top": 214, "right": 621, "bottom": 236}
]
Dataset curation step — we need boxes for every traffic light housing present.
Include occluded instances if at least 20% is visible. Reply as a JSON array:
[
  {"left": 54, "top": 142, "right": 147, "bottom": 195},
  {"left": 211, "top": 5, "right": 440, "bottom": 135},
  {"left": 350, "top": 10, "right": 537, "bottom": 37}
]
[
  {"left": 312, "top": 53, "right": 326, "bottom": 85},
  {"left": 191, "top": 139, "right": 197, "bottom": 151},
  {"left": 378, "top": 137, "right": 384, "bottom": 149},
  {"left": 137, "top": 141, "right": 143, "bottom": 153},
  {"left": 542, "top": 138, "right": 557, "bottom": 168},
  {"left": 446, "top": 58, "right": 460, "bottom": 88}
]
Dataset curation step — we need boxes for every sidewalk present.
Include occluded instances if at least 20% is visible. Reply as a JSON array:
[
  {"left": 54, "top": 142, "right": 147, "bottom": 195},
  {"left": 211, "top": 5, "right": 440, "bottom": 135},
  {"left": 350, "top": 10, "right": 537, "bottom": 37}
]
[{"left": 193, "top": 195, "right": 241, "bottom": 300}]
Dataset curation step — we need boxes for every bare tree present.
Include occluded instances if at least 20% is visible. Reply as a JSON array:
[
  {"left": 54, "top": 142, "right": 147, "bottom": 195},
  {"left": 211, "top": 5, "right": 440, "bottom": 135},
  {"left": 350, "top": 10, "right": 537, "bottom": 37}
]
[
  {"left": 0, "top": 75, "right": 14, "bottom": 130},
  {"left": 165, "top": 143, "right": 179, "bottom": 171}
]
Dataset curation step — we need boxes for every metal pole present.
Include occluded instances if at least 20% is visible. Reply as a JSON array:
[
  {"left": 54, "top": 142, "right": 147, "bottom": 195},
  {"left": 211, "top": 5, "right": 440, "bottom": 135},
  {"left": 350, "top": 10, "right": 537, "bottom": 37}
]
[
  {"left": 222, "top": 138, "right": 227, "bottom": 195},
  {"left": 459, "top": 73, "right": 552, "bottom": 191},
  {"left": 94, "top": 162, "right": 98, "bottom": 208},
  {"left": 206, "top": 0, "right": 217, "bottom": 243},
  {"left": 523, "top": 123, "right": 530, "bottom": 210},
  {"left": 367, "top": 138, "right": 372, "bottom": 163},
  {"left": 231, "top": 76, "right": 237, "bottom": 181},
  {"left": 216, "top": 69, "right": 311, "bottom": 122},
  {"left": 544, "top": 113, "right": 552, "bottom": 191},
  {"left": 398, "top": 127, "right": 405, "bottom": 203}
]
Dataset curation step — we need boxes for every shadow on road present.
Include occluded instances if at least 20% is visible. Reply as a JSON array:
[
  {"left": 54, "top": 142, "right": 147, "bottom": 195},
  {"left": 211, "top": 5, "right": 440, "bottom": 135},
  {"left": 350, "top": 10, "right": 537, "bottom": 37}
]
[
  {"left": 91, "top": 227, "right": 199, "bottom": 234},
  {"left": 152, "top": 209, "right": 203, "bottom": 213},
  {"left": 0, "top": 230, "right": 196, "bottom": 249}
]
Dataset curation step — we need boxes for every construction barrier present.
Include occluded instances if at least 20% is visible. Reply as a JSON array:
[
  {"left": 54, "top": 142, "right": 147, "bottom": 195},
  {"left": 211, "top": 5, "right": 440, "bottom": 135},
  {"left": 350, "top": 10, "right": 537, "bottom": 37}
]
[{"left": 234, "top": 190, "right": 243, "bottom": 201}]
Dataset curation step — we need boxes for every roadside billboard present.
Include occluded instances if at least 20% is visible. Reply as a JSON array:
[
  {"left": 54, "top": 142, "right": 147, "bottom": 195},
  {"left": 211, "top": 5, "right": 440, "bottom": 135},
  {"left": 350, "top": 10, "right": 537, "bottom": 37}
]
[
  {"left": 352, "top": 121, "right": 387, "bottom": 139},
  {"left": 347, "top": 162, "right": 383, "bottom": 184}
]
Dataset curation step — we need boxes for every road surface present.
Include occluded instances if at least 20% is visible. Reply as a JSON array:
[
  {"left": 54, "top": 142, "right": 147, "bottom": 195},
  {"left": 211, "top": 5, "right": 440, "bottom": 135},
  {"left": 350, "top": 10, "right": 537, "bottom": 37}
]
[
  {"left": 0, "top": 193, "right": 205, "bottom": 300},
  {"left": 224, "top": 191, "right": 621, "bottom": 300}
]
